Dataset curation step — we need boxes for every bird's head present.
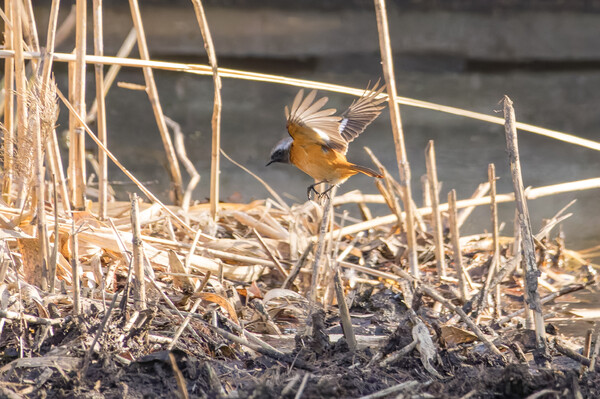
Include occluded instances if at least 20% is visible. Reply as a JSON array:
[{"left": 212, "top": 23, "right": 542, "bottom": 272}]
[{"left": 266, "top": 137, "right": 292, "bottom": 166}]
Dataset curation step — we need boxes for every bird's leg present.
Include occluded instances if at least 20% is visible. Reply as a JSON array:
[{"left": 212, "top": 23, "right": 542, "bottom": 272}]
[
  {"left": 318, "top": 184, "right": 337, "bottom": 201},
  {"left": 307, "top": 181, "right": 327, "bottom": 201}
]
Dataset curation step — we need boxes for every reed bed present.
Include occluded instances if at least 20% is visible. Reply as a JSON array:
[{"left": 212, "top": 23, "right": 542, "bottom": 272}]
[{"left": 0, "top": 1, "right": 598, "bottom": 397}]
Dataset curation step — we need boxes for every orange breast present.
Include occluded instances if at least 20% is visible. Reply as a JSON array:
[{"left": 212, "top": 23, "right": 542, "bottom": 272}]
[{"left": 289, "top": 139, "right": 358, "bottom": 185}]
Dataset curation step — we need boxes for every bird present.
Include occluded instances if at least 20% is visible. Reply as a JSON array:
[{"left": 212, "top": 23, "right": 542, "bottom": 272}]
[{"left": 267, "top": 81, "right": 386, "bottom": 200}]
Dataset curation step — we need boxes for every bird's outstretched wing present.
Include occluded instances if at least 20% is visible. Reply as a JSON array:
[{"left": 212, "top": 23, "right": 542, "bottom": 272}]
[
  {"left": 338, "top": 80, "right": 387, "bottom": 144},
  {"left": 285, "top": 80, "right": 386, "bottom": 154},
  {"left": 285, "top": 90, "right": 345, "bottom": 152}
]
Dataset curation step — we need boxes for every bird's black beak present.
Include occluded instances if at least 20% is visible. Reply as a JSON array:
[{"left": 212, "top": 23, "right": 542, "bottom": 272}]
[{"left": 266, "top": 160, "right": 275, "bottom": 167}]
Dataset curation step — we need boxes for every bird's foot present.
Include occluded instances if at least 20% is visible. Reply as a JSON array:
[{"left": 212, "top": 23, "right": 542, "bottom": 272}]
[{"left": 307, "top": 184, "right": 320, "bottom": 201}]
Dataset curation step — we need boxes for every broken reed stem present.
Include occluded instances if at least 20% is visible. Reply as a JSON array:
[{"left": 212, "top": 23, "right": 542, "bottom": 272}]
[
  {"left": 71, "top": 218, "right": 80, "bottom": 315},
  {"left": 2, "top": 0, "right": 14, "bottom": 203},
  {"left": 374, "top": 0, "right": 419, "bottom": 277},
  {"left": 129, "top": 0, "right": 183, "bottom": 206},
  {"left": 190, "top": 0, "right": 222, "bottom": 221},
  {"left": 49, "top": 175, "right": 59, "bottom": 292},
  {"left": 11, "top": 0, "right": 26, "bottom": 208},
  {"left": 488, "top": 164, "right": 501, "bottom": 318},
  {"left": 589, "top": 325, "right": 600, "bottom": 370},
  {"left": 503, "top": 96, "right": 547, "bottom": 353},
  {"left": 72, "top": 0, "right": 87, "bottom": 210},
  {"left": 130, "top": 193, "right": 146, "bottom": 311},
  {"left": 448, "top": 189, "right": 468, "bottom": 301},
  {"left": 92, "top": 0, "right": 108, "bottom": 220},
  {"left": 425, "top": 140, "right": 446, "bottom": 278}
]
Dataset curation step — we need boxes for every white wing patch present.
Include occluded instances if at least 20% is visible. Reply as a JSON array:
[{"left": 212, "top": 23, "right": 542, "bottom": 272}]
[
  {"left": 338, "top": 118, "right": 349, "bottom": 134},
  {"left": 312, "top": 128, "right": 330, "bottom": 143}
]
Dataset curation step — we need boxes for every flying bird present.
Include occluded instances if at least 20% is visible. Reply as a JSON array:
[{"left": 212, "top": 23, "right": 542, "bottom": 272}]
[{"left": 267, "top": 81, "right": 386, "bottom": 199}]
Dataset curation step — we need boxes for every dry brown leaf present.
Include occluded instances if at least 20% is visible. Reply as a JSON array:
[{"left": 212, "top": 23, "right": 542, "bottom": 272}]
[
  {"left": 195, "top": 292, "right": 240, "bottom": 325},
  {"left": 441, "top": 325, "right": 478, "bottom": 345}
]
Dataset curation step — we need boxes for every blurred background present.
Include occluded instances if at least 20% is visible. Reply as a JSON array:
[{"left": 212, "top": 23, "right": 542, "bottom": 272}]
[{"left": 31, "top": 1, "right": 600, "bottom": 252}]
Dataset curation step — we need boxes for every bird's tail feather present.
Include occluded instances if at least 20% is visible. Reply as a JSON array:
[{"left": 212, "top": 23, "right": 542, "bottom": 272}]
[{"left": 349, "top": 164, "right": 383, "bottom": 178}]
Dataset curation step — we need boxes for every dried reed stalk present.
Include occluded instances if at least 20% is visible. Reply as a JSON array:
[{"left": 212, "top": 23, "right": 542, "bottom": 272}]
[
  {"left": 425, "top": 141, "right": 446, "bottom": 278},
  {"left": 374, "top": 0, "right": 419, "bottom": 277},
  {"left": 190, "top": 0, "right": 223, "bottom": 220},
  {"left": 488, "top": 164, "right": 501, "bottom": 318},
  {"left": 11, "top": 0, "right": 27, "bottom": 207},
  {"left": 334, "top": 270, "right": 357, "bottom": 352},
  {"left": 168, "top": 117, "right": 200, "bottom": 214},
  {"left": 2, "top": 0, "right": 14, "bottom": 202},
  {"left": 92, "top": 0, "right": 108, "bottom": 220},
  {"left": 310, "top": 195, "right": 333, "bottom": 309},
  {"left": 503, "top": 96, "right": 546, "bottom": 354},
  {"left": 448, "top": 189, "right": 468, "bottom": 301},
  {"left": 40, "top": 0, "right": 70, "bottom": 214},
  {"left": 3, "top": 48, "right": 600, "bottom": 154},
  {"left": 129, "top": 0, "right": 183, "bottom": 206},
  {"left": 72, "top": 0, "right": 87, "bottom": 210},
  {"left": 131, "top": 193, "right": 146, "bottom": 311}
]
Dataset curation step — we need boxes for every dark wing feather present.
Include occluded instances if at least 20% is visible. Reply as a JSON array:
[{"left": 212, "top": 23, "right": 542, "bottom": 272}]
[{"left": 339, "top": 80, "right": 387, "bottom": 143}]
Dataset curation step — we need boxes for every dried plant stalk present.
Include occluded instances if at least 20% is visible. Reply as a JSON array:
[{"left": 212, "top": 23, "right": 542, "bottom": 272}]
[
  {"left": 425, "top": 141, "right": 446, "bottom": 278},
  {"left": 92, "top": 0, "right": 108, "bottom": 220},
  {"left": 374, "top": 0, "right": 419, "bottom": 277},
  {"left": 2, "top": 0, "right": 14, "bottom": 202},
  {"left": 72, "top": 0, "right": 87, "bottom": 210},
  {"left": 71, "top": 218, "right": 81, "bottom": 315},
  {"left": 488, "top": 164, "right": 501, "bottom": 318},
  {"left": 12, "top": 0, "right": 28, "bottom": 207},
  {"left": 131, "top": 193, "right": 146, "bottom": 311},
  {"left": 190, "top": 0, "right": 222, "bottom": 220},
  {"left": 129, "top": 0, "right": 183, "bottom": 206},
  {"left": 448, "top": 189, "right": 468, "bottom": 301},
  {"left": 503, "top": 96, "right": 547, "bottom": 355}
]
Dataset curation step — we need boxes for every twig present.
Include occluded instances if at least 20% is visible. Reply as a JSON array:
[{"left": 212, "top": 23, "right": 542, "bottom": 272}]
[
  {"left": 282, "top": 242, "right": 313, "bottom": 289},
  {"left": 374, "top": 0, "right": 419, "bottom": 277},
  {"left": 294, "top": 374, "right": 310, "bottom": 399},
  {"left": 170, "top": 353, "right": 189, "bottom": 399},
  {"left": 425, "top": 140, "right": 446, "bottom": 278},
  {"left": 166, "top": 298, "right": 202, "bottom": 351},
  {"left": 129, "top": 0, "right": 183, "bottom": 205},
  {"left": 82, "top": 290, "right": 120, "bottom": 374},
  {"left": 0, "top": 309, "right": 66, "bottom": 326},
  {"left": 503, "top": 95, "right": 547, "bottom": 355},
  {"left": 253, "top": 228, "right": 288, "bottom": 278},
  {"left": 190, "top": 0, "right": 222, "bottom": 220},
  {"left": 357, "top": 381, "right": 421, "bottom": 399}
]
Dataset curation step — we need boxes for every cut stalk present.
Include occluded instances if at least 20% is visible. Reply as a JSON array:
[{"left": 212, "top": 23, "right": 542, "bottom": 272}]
[
  {"left": 503, "top": 95, "right": 547, "bottom": 356},
  {"left": 425, "top": 141, "right": 446, "bottom": 278},
  {"left": 374, "top": 0, "right": 419, "bottom": 277},
  {"left": 2, "top": 0, "right": 14, "bottom": 202},
  {"left": 72, "top": 0, "right": 87, "bottom": 210}
]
